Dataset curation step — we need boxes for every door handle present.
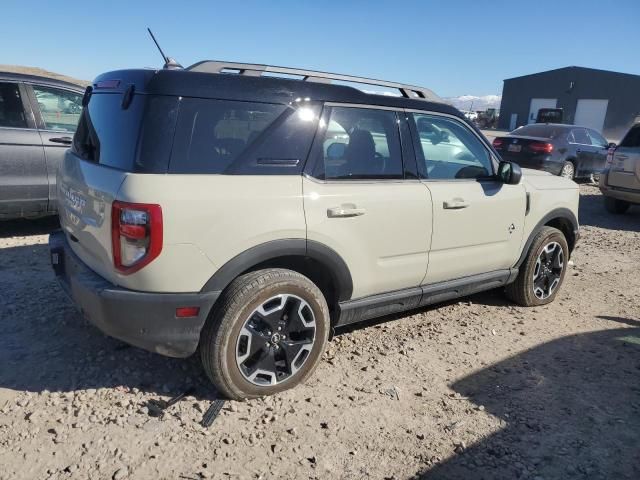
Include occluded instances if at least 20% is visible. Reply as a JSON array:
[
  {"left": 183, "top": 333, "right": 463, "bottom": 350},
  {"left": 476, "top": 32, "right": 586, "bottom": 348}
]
[
  {"left": 50, "top": 136, "right": 73, "bottom": 145},
  {"left": 327, "top": 204, "right": 366, "bottom": 218},
  {"left": 443, "top": 199, "right": 469, "bottom": 209},
  {"left": 576, "top": 149, "right": 582, "bottom": 153}
]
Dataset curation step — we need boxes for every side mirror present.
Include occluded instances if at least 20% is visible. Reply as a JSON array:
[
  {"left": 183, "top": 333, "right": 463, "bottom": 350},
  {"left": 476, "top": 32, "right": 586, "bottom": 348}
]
[
  {"left": 607, "top": 142, "right": 617, "bottom": 149},
  {"left": 498, "top": 161, "right": 522, "bottom": 185}
]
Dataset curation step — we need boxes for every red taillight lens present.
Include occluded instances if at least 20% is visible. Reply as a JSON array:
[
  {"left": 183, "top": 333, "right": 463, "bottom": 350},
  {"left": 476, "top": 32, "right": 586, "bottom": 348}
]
[
  {"left": 492, "top": 138, "right": 504, "bottom": 150},
  {"left": 528, "top": 142, "right": 554, "bottom": 154},
  {"left": 176, "top": 307, "right": 200, "bottom": 318},
  {"left": 111, "top": 201, "right": 163, "bottom": 274}
]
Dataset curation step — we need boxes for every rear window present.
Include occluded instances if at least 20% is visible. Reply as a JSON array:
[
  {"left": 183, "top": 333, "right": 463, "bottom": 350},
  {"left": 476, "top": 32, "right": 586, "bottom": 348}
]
[
  {"left": 169, "top": 99, "right": 321, "bottom": 174},
  {"left": 72, "top": 93, "right": 178, "bottom": 173},
  {"left": 620, "top": 125, "right": 640, "bottom": 148},
  {"left": 511, "top": 124, "right": 566, "bottom": 139}
]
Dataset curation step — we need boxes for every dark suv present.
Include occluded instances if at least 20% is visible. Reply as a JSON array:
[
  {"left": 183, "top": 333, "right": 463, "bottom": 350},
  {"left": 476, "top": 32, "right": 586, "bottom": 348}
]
[{"left": 0, "top": 72, "right": 84, "bottom": 220}]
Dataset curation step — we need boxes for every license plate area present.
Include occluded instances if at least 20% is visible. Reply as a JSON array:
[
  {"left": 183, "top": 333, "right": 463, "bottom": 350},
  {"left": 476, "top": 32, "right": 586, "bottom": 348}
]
[{"left": 508, "top": 144, "right": 522, "bottom": 153}]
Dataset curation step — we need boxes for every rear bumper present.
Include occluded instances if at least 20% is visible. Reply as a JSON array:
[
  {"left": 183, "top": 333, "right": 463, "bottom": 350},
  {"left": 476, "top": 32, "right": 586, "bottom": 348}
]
[
  {"left": 49, "top": 231, "right": 219, "bottom": 358},
  {"left": 599, "top": 171, "right": 640, "bottom": 204}
]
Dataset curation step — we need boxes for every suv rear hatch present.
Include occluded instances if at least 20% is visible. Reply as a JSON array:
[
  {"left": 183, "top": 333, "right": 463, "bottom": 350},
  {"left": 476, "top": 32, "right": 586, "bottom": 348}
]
[
  {"left": 607, "top": 124, "right": 640, "bottom": 191},
  {"left": 58, "top": 71, "right": 178, "bottom": 284}
]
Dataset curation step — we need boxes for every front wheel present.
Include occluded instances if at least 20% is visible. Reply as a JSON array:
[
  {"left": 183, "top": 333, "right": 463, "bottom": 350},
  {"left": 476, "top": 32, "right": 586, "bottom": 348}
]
[
  {"left": 200, "top": 268, "right": 330, "bottom": 400},
  {"left": 559, "top": 161, "right": 575, "bottom": 180},
  {"left": 506, "top": 226, "right": 569, "bottom": 306}
]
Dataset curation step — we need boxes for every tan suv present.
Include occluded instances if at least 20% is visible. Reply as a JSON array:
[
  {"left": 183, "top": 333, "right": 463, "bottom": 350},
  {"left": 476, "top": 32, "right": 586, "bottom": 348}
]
[
  {"left": 49, "top": 61, "right": 579, "bottom": 399},
  {"left": 600, "top": 123, "right": 640, "bottom": 213}
]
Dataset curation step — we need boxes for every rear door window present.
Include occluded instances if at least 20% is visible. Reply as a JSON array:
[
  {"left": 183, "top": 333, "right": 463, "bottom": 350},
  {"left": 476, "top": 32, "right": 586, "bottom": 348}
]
[
  {"left": 32, "top": 85, "right": 82, "bottom": 132},
  {"left": 311, "top": 106, "right": 404, "bottom": 180},
  {"left": 170, "top": 99, "right": 320, "bottom": 175},
  {"left": 0, "top": 82, "right": 27, "bottom": 128},
  {"left": 570, "top": 128, "right": 590, "bottom": 145}
]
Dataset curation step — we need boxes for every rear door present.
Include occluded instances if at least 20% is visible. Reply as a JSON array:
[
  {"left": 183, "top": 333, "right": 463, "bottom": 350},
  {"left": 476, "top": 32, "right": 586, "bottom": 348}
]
[
  {"left": 303, "top": 104, "right": 432, "bottom": 299},
  {"left": 608, "top": 125, "right": 640, "bottom": 190},
  {"left": 26, "top": 83, "right": 83, "bottom": 213},
  {"left": 0, "top": 81, "right": 47, "bottom": 218},
  {"left": 408, "top": 111, "right": 526, "bottom": 284}
]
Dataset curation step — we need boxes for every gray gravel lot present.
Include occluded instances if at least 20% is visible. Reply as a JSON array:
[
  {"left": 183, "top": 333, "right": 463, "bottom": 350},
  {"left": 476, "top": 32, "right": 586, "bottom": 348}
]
[{"left": 0, "top": 184, "right": 638, "bottom": 480}]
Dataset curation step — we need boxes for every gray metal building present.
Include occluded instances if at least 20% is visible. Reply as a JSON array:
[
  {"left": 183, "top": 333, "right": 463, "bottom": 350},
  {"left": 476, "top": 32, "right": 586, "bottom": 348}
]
[{"left": 498, "top": 66, "right": 640, "bottom": 141}]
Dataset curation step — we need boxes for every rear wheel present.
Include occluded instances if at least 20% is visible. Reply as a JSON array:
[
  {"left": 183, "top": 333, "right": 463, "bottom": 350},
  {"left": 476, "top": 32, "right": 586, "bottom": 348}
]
[
  {"left": 200, "top": 268, "right": 330, "bottom": 400},
  {"left": 506, "top": 226, "right": 569, "bottom": 306},
  {"left": 603, "top": 196, "right": 630, "bottom": 214},
  {"left": 559, "top": 161, "right": 575, "bottom": 180}
]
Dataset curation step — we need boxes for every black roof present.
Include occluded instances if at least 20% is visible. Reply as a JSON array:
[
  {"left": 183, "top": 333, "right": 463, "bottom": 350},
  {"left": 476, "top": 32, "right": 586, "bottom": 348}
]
[
  {"left": 505, "top": 66, "right": 640, "bottom": 82},
  {"left": 92, "top": 68, "right": 462, "bottom": 118},
  {"left": 0, "top": 71, "right": 85, "bottom": 92}
]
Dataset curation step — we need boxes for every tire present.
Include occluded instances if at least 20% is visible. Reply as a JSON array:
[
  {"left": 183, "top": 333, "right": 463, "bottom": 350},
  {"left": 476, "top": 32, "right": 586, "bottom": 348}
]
[
  {"left": 506, "top": 226, "right": 569, "bottom": 307},
  {"left": 603, "top": 196, "right": 630, "bottom": 214},
  {"left": 559, "top": 161, "right": 575, "bottom": 180},
  {"left": 200, "top": 268, "right": 330, "bottom": 400}
]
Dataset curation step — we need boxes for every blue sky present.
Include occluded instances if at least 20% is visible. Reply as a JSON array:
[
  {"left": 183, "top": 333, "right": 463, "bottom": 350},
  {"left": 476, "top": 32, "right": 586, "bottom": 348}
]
[{"left": 1, "top": 0, "right": 638, "bottom": 97}]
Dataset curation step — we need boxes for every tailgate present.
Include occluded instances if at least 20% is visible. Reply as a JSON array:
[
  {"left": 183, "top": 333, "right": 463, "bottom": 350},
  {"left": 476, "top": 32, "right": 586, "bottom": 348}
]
[
  {"left": 607, "top": 147, "right": 640, "bottom": 190},
  {"left": 58, "top": 150, "right": 126, "bottom": 283}
]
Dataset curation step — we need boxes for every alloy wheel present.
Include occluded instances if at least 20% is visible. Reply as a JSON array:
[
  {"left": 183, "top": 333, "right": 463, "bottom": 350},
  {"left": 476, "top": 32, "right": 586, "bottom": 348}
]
[
  {"left": 560, "top": 162, "right": 575, "bottom": 179},
  {"left": 235, "top": 294, "right": 316, "bottom": 386},
  {"left": 532, "top": 242, "right": 564, "bottom": 299}
]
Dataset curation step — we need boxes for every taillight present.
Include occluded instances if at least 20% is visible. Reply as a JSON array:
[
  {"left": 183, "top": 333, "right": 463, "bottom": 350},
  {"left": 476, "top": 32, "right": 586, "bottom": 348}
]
[
  {"left": 492, "top": 138, "right": 504, "bottom": 150},
  {"left": 605, "top": 146, "right": 617, "bottom": 166},
  {"left": 528, "top": 142, "right": 554, "bottom": 154},
  {"left": 111, "top": 201, "right": 163, "bottom": 274}
]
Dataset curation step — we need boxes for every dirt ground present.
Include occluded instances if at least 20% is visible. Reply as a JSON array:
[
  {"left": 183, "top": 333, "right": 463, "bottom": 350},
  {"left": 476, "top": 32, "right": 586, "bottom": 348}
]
[{"left": 1, "top": 184, "right": 638, "bottom": 480}]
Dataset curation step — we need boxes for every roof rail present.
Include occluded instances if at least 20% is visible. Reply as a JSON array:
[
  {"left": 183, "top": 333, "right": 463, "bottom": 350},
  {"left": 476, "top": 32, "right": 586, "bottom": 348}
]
[{"left": 187, "top": 60, "right": 441, "bottom": 102}]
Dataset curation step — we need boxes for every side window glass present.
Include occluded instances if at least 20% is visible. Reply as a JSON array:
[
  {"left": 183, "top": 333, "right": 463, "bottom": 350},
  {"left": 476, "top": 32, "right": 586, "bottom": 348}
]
[
  {"left": 314, "top": 106, "right": 403, "bottom": 180},
  {"left": 32, "top": 85, "right": 82, "bottom": 133},
  {"left": 410, "top": 113, "right": 493, "bottom": 180},
  {"left": 0, "top": 82, "right": 27, "bottom": 128},
  {"left": 587, "top": 130, "right": 608, "bottom": 148},
  {"left": 570, "top": 128, "right": 590, "bottom": 145},
  {"left": 620, "top": 126, "right": 640, "bottom": 148}
]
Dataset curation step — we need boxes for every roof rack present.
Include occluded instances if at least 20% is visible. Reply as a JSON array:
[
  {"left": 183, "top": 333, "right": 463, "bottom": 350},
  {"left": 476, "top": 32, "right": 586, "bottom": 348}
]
[{"left": 187, "top": 60, "right": 441, "bottom": 102}]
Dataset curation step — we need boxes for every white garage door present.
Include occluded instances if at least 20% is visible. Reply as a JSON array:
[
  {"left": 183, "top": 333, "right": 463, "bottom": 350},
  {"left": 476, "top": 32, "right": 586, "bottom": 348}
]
[
  {"left": 574, "top": 99, "right": 608, "bottom": 133},
  {"left": 528, "top": 98, "right": 557, "bottom": 124}
]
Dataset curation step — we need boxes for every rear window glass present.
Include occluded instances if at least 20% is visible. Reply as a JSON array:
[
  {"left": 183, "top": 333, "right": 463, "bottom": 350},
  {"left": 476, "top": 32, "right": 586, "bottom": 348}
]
[
  {"left": 170, "top": 99, "right": 320, "bottom": 174},
  {"left": 511, "top": 124, "right": 566, "bottom": 139},
  {"left": 72, "top": 93, "right": 178, "bottom": 172},
  {"left": 620, "top": 125, "right": 640, "bottom": 148}
]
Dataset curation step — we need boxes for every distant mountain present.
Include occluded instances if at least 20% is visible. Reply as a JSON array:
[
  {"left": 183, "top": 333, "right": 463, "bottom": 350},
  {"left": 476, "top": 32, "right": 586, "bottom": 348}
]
[
  {"left": 445, "top": 95, "right": 501, "bottom": 112},
  {"left": 0, "top": 65, "right": 88, "bottom": 86}
]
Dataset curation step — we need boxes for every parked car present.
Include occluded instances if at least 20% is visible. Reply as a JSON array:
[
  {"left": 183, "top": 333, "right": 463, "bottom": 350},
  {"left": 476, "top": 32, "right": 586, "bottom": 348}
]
[
  {"left": 599, "top": 123, "right": 640, "bottom": 213},
  {"left": 462, "top": 110, "right": 478, "bottom": 122},
  {"left": 0, "top": 72, "right": 84, "bottom": 220},
  {"left": 49, "top": 61, "right": 579, "bottom": 399},
  {"left": 492, "top": 123, "right": 613, "bottom": 180}
]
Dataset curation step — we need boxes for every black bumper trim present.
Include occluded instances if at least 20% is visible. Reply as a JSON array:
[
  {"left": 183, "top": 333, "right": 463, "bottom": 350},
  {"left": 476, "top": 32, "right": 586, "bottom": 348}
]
[{"left": 49, "top": 231, "right": 220, "bottom": 358}]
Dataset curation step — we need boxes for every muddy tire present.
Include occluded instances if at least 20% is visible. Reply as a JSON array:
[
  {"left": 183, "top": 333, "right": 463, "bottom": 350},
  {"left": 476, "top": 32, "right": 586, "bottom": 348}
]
[
  {"left": 200, "top": 268, "right": 330, "bottom": 400},
  {"left": 506, "top": 226, "right": 569, "bottom": 307}
]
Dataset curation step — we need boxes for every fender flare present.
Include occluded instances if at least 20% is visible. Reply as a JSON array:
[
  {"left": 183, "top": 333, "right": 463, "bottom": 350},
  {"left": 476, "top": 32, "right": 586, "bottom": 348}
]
[
  {"left": 515, "top": 208, "right": 579, "bottom": 268},
  {"left": 200, "top": 239, "right": 354, "bottom": 301}
]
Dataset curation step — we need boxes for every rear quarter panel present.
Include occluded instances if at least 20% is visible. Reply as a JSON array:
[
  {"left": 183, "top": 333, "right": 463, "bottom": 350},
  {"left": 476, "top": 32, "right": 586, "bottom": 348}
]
[{"left": 115, "top": 175, "right": 306, "bottom": 293}]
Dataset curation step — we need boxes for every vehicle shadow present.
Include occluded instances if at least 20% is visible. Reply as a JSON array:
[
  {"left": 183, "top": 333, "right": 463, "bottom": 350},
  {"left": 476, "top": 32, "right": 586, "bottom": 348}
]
[
  {"left": 579, "top": 192, "right": 640, "bottom": 232},
  {"left": 414, "top": 316, "right": 640, "bottom": 480},
  {"left": 0, "top": 242, "right": 221, "bottom": 402},
  {"left": 0, "top": 216, "right": 60, "bottom": 238}
]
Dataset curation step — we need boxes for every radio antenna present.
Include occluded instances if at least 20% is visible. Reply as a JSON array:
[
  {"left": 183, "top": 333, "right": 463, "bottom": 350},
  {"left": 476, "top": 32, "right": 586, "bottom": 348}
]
[{"left": 147, "top": 28, "right": 183, "bottom": 70}]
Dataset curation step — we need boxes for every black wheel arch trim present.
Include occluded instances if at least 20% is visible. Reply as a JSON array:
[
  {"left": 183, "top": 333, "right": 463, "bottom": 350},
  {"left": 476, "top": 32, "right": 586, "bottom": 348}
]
[
  {"left": 515, "top": 208, "right": 578, "bottom": 268},
  {"left": 200, "top": 239, "right": 354, "bottom": 302}
]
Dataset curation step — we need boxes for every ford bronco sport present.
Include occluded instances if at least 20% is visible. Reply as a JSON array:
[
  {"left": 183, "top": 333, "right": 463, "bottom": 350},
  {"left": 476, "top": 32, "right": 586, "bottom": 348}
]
[{"left": 49, "top": 61, "right": 579, "bottom": 399}]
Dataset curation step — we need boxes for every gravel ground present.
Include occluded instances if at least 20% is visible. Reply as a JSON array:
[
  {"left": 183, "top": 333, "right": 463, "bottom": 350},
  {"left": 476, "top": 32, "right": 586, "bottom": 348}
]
[{"left": 1, "top": 185, "right": 638, "bottom": 480}]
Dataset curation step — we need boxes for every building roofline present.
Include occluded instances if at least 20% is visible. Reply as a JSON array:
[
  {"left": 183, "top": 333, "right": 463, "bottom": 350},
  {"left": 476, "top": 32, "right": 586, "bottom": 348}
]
[{"left": 504, "top": 66, "right": 640, "bottom": 82}]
